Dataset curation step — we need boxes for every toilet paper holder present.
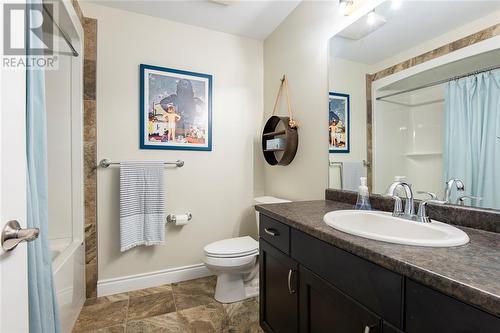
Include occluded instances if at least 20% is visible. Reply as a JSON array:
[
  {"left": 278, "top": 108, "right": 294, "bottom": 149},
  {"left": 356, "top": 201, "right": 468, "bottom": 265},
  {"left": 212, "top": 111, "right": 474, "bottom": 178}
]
[{"left": 166, "top": 213, "right": 192, "bottom": 224}]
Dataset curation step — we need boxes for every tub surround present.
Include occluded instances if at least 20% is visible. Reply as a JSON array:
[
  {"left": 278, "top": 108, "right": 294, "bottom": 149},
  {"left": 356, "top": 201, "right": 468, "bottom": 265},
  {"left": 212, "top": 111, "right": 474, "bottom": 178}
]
[
  {"left": 255, "top": 199, "right": 500, "bottom": 318},
  {"left": 83, "top": 16, "right": 98, "bottom": 299},
  {"left": 71, "top": 0, "right": 84, "bottom": 26}
]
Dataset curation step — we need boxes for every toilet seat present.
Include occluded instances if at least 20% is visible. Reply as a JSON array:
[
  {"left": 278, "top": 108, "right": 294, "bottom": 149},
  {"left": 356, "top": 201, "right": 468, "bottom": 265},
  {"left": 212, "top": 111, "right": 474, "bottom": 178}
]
[
  {"left": 204, "top": 251, "right": 257, "bottom": 268},
  {"left": 204, "top": 236, "right": 258, "bottom": 258}
]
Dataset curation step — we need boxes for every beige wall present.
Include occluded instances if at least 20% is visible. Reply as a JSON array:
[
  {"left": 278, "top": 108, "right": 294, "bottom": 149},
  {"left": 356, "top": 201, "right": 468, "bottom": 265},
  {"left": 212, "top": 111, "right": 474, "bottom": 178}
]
[
  {"left": 81, "top": 3, "right": 264, "bottom": 281},
  {"left": 262, "top": 1, "right": 380, "bottom": 200}
]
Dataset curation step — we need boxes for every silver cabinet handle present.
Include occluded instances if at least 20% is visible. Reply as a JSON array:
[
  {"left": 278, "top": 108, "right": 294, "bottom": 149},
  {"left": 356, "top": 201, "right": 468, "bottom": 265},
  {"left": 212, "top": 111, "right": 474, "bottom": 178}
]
[
  {"left": 364, "top": 325, "right": 378, "bottom": 333},
  {"left": 287, "top": 269, "right": 296, "bottom": 294},
  {"left": 264, "top": 228, "right": 279, "bottom": 237},
  {"left": 1, "top": 220, "right": 39, "bottom": 251}
]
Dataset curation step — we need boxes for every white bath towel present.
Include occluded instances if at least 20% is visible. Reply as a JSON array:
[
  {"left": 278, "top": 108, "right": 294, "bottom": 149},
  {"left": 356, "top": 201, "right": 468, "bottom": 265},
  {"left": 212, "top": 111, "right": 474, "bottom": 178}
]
[
  {"left": 119, "top": 161, "right": 165, "bottom": 252},
  {"left": 342, "top": 161, "right": 365, "bottom": 191}
]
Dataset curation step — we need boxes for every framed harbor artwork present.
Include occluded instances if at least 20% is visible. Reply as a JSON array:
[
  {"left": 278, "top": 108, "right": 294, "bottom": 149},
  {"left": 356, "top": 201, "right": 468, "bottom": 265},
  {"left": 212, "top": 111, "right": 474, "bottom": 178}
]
[
  {"left": 329, "top": 92, "right": 350, "bottom": 153},
  {"left": 140, "top": 64, "right": 213, "bottom": 151}
]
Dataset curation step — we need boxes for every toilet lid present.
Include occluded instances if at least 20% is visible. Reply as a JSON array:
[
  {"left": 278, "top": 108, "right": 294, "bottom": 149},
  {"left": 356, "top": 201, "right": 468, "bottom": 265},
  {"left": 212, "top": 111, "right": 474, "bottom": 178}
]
[{"left": 204, "top": 236, "right": 259, "bottom": 258}]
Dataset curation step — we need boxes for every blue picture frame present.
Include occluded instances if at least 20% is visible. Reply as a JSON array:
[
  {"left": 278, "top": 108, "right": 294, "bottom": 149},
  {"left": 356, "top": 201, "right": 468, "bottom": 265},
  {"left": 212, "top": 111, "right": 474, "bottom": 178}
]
[
  {"left": 329, "top": 92, "right": 350, "bottom": 153},
  {"left": 140, "top": 64, "right": 213, "bottom": 151}
]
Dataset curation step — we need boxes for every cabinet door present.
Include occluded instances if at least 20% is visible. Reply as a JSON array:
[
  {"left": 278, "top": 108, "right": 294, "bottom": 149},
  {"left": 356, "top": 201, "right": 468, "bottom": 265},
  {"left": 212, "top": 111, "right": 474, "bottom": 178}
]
[
  {"left": 260, "top": 239, "right": 298, "bottom": 333},
  {"left": 406, "top": 279, "right": 500, "bottom": 333},
  {"left": 383, "top": 321, "right": 405, "bottom": 333},
  {"left": 292, "top": 229, "right": 403, "bottom": 327},
  {"left": 299, "top": 266, "right": 381, "bottom": 333}
]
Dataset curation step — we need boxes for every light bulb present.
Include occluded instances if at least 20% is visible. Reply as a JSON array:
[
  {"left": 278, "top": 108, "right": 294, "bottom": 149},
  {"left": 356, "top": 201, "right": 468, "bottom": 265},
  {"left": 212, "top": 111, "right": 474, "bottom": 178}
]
[
  {"left": 339, "top": 1, "right": 347, "bottom": 15},
  {"left": 367, "top": 11, "right": 376, "bottom": 25},
  {"left": 391, "top": 0, "right": 402, "bottom": 10}
]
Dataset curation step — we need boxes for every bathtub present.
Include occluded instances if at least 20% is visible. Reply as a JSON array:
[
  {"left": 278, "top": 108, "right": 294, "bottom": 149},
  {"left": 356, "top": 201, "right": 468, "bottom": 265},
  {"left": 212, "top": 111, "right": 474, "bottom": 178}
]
[
  {"left": 50, "top": 237, "right": 72, "bottom": 260},
  {"left": 51, "top": 239, "right": 85, "bottom": 333}
]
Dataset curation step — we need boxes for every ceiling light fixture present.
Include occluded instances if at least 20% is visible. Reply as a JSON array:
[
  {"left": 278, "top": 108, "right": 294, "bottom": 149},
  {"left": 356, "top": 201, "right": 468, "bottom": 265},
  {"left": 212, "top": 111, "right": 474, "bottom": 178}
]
[
  {"left": 337, "top": 10, "right": 386, "bottom": 40},
  {"left": 339, "top": 0, "right": 354, "bottom": 16},
  {"left": 391, "top": 0, "right": 402, "bottom": 10}
]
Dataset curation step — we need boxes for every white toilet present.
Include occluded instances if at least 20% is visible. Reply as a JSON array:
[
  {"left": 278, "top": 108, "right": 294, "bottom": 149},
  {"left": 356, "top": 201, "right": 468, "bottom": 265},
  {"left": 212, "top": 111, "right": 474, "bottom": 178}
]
[{"left": 203, "top": 196, "right": 290, "bottom": 303}]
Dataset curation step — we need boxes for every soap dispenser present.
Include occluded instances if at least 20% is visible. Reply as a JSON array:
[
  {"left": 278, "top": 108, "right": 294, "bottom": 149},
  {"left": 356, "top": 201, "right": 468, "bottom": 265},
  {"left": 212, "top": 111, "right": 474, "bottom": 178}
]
[{"left": 356, "top": 177, "right": 372, "bottom": 210}]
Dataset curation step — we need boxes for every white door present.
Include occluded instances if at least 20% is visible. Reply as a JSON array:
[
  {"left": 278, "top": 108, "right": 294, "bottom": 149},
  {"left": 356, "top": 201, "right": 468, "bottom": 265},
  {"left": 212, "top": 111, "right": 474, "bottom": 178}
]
[{"left": 0, "top": 3, "right": 29, "bottom": 331}]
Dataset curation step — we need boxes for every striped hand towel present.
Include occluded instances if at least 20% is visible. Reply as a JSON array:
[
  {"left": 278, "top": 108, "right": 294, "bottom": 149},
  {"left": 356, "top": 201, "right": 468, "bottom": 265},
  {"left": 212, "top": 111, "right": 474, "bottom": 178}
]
[{"left": 120, "top": 161, "right": 165, "bottom": 252}]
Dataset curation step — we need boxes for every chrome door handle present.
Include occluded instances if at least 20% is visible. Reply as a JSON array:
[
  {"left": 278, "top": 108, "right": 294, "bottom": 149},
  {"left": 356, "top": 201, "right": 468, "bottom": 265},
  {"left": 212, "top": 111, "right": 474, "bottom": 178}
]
[
  {"left": 287, "top": 269, "right": 296, "bottom": 294},
  {"left": 264, "top": 228, "right": 279, "bottom": 237},
  {"left": 2, "top": 220, "right": 39, "bottom": 251}
]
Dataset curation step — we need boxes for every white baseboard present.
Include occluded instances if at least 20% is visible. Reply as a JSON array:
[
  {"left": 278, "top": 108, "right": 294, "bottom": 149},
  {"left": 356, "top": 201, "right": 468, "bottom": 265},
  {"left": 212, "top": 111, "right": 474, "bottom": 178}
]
[{"left": 97, "top": 263, "right": 212, "bottom": 297}]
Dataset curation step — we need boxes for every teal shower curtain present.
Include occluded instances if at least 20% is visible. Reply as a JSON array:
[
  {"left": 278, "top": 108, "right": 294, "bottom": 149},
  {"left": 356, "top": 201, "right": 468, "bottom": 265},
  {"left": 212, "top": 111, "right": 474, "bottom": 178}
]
[
  {"left": 26, "top": 1, "right": 61, "bottom": 331},
  {"left": 444, "top": 69, "right": 500, "bottom": 208}
]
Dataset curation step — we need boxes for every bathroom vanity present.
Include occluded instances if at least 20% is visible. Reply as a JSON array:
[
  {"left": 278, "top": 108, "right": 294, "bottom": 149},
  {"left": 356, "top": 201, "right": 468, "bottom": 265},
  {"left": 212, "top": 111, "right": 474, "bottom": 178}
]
[{"left": 256, "top": 199, "right": 500, "bottom": 333}]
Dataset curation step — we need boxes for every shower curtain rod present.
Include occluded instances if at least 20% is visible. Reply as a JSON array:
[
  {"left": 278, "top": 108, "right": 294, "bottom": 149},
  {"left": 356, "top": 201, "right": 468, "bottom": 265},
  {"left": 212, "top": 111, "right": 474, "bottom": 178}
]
[
  {"left": 376, "top": 63, "right": 500, "bottom": 101},
  {"left": 42, "top": 4, "right": 79, "bottom": 57}
]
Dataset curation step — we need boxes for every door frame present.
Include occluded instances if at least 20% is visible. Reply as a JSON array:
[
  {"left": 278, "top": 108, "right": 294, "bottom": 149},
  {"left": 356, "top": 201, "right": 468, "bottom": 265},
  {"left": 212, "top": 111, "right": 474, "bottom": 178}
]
[{"left": 0, "top": 0, "right": 29, "bottom": 330}]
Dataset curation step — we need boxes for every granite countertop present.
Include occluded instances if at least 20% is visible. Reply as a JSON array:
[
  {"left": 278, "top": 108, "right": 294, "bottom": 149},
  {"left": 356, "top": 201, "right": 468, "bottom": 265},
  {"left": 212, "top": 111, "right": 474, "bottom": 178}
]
[{"left": 255, "top": 200, "right": 500, "bottom": 318}]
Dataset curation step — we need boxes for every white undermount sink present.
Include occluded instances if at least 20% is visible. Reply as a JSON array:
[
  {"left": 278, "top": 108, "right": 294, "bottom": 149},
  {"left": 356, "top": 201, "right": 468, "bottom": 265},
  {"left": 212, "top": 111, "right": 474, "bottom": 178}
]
[{"left": 323, "top": 210, "right": 469, "bottom": 247}]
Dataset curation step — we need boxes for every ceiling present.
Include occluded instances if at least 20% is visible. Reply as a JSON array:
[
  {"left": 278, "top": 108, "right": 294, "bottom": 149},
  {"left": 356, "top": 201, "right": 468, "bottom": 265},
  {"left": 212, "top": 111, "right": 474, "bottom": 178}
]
[
  {"left": 86, "top": 0, "right": 301, "bottom": 40},
  {"left": 330, "top": 0, "right": 500, "bottom": 65}
]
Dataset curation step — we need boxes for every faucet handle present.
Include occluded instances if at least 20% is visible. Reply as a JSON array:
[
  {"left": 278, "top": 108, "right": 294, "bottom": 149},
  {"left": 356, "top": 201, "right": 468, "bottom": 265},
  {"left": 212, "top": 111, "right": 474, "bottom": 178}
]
[
  {"left": 417, "top": 191, "right": 438, "bottom": 200},
  {"left": 384, "top": 195, "right": 403, "bottom": 217},
  {"left": 457, "top": 195, "right": 482, "bottom": 206},
  {"left": 417, "top": 199, "right": 446, "bottom": 223}
]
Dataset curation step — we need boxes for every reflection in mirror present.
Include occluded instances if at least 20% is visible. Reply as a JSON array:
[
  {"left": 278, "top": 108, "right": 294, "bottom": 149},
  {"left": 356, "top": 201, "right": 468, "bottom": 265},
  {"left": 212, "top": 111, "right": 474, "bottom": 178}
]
[{"left": 328, "top": 0, "right": 500, "bottom": 210}]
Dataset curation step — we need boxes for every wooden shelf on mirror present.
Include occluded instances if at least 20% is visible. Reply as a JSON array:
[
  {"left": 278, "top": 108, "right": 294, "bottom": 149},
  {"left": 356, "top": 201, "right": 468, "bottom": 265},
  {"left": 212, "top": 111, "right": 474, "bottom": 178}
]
[
  {"left": 263, "top": 130, "right": 286, "bottom": 138},
  {"left": 264, "top": 148, "right": 286, "bottom": 152}
]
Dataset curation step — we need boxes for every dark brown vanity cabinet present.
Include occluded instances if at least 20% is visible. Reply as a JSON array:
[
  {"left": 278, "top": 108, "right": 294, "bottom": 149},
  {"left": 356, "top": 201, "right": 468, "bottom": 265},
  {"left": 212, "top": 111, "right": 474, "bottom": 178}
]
[
  {"left": 299, "top": 266, "right": 381, "bottom": 333},
  {"left": 258, "top": 213, "right": 500, "bottom": 333},
  {"left": 259, "top": 239, "right": 298, "bottom": 333},
  {"left": 405, "top": 279, "right": 500, "bottom": 333}
]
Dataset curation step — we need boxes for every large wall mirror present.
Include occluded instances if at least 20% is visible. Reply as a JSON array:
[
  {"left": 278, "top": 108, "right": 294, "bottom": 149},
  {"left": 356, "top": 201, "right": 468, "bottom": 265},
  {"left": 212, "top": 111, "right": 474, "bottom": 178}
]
[{"left": 328, "top": 0, "right": 500, "bottom": 210}]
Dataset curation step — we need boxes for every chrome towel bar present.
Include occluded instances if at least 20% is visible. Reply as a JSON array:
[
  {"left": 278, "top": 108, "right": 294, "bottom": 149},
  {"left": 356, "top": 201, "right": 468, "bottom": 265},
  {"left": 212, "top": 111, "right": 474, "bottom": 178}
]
[{"left": 98, "top": 159, "right": 184, "bottom": 168}]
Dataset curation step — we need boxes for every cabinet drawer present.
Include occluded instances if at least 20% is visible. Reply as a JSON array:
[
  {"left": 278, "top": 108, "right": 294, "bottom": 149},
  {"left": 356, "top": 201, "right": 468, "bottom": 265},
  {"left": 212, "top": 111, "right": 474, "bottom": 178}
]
[
  {"left": 291, "top": 229, "right": 403, "bottom": 328},
  {"left": 260, "top": 214, "right": 290, "bottom": 254},
  {"left": 406, "top": 279, "right": 500, "bottom": 333}
]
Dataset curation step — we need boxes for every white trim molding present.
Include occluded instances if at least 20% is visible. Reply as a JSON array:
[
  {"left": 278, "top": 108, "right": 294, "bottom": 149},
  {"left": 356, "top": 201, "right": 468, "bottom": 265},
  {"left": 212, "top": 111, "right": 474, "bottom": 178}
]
[{"left": 97, "top": 263, "right": 212, "bottom": 297}]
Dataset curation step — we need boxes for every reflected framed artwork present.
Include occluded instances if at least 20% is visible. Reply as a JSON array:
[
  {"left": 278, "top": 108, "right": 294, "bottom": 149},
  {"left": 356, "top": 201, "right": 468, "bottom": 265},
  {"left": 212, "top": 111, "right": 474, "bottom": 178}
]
[
  {"left": 329, "top": 92, "right": 350, "bottom": 153},
  {"left": 140, "top": 64, "right": 212, "bottom": 151}
]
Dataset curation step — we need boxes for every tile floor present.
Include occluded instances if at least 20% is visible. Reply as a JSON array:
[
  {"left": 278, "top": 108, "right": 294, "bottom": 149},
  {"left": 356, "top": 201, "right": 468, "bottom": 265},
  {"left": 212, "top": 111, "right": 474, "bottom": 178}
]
[{"left": 72, "top": 276, "right": 263, "bottom": 333}]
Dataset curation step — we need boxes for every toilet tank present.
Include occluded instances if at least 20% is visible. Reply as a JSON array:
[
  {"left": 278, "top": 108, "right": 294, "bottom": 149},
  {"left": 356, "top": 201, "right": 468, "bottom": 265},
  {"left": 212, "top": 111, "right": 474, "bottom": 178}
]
[{"left": 254, "top": 196, "right": 290, "bottom": 235}]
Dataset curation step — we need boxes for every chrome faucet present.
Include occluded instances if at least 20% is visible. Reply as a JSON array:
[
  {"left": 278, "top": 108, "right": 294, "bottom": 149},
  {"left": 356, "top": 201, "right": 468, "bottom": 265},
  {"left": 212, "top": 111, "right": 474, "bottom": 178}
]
[
  {"left": 385, "top": 195, "right": 403, "bottom": 217},
  {"left": 457, "top": 195, "right": 482, "bottom": 206},
  {"left": 386, "top": 181, "right": 415, "bottom": 218},
  {"left": 416, "top": 199, "right": 446, "bottom": 223},
  {"left": 417, "top": 191, "right": 438, "bottom": 200},
  {"left": 444, "top": 179, "right": 465, "bottom": 203}
]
